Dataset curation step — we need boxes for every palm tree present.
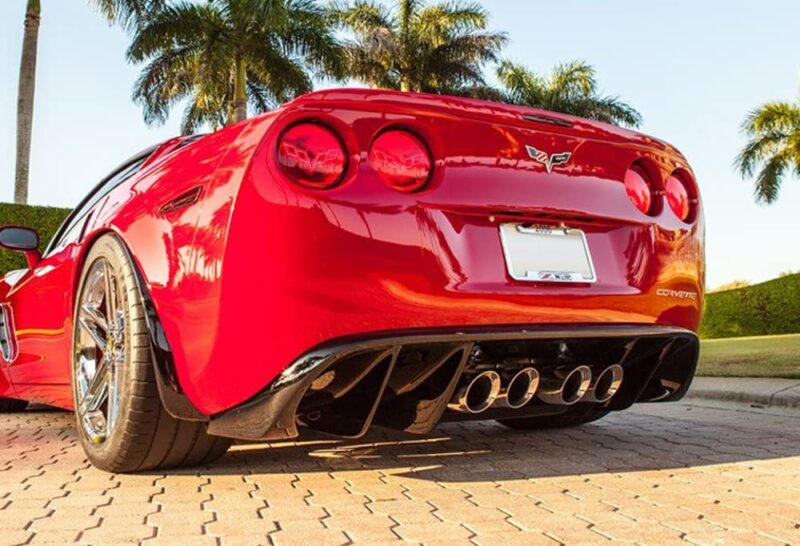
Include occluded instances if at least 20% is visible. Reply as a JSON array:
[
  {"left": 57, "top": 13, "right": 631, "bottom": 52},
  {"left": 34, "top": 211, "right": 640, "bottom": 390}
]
[
  {"left": 92, "top": 0, "right": 159, "bottom": 29},
  {"left": 126, "top": 0, "right": 344, "bottom": 134},
  {"left": 13, "top": 0, "right": 157, "bottom": 206},
  {"left": 331, "top": 0, "right": 507, "bottom": 95},
  {"left": 14, "top": 0, "right": 41, "bottom": 205},
  {"left": 497, "top": 60, "right": 642, "bottom": 128},
  {"left": 736, "top": 101, "right": 800, "bottom": 204}
]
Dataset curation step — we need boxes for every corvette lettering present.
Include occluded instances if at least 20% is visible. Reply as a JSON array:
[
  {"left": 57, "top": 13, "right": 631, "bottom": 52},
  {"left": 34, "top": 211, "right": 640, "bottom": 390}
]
[
  {"left": 656, "top": 288, "right": 698, "bottom": 300},
  {"left": 526, "top": 145, "right": 572, "bottom": 173}
]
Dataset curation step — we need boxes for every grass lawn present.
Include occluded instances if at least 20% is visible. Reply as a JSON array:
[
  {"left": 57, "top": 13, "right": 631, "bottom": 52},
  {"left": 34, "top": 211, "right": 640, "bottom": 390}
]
[{"left": 698, "top": 333, "right": 800, "bottom": 379}]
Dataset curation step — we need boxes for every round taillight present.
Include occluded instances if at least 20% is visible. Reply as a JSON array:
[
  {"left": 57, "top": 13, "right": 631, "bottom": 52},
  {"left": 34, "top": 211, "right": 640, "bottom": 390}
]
[
  {"left": 666, "top": 173, "right": 692, "bottom": 221},
  {"left": 624, "top": 166, "right": 654, "bottom": 215},
  {"left": 276, "top": 123, "right": 346, "bottom": 189},
  {"left": 368, "top": 130, "right": 433, "bottom": 192}
]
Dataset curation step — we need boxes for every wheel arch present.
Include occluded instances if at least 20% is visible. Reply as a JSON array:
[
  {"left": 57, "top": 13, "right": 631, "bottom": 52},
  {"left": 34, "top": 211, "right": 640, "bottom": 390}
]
[{"left": 74, "top": 229, "right": 207, "bottom": 421}]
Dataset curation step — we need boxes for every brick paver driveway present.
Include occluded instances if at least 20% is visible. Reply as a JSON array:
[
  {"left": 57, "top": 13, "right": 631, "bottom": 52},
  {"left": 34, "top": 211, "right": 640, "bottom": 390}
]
[{"left": 1, "top": 400, "right": 798, "bottom": 546}]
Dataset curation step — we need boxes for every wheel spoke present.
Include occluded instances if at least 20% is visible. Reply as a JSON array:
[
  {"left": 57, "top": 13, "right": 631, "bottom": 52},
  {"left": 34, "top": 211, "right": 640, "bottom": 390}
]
[
  {"left": 82, "top": 378, "right": 109, "bottom": 414},
  {"left": 80, "top": 302, "right": 108, "bottom": 336},
  {"left": 103, "top": 262, "right": 118, "bottom": 329},
  {"left": 85, "top": 266, "right": 105, "bottom": 307},
  {"left": 106, "top": 367, "right": 119, "bottom": 431},
  {"left": 76, "top": 355, "right": 93, "bottom": 394},
  {"left": 82, "top": 357, "right": 110, "bottom": 413},
  {"left": 79, "top": 316, "right": 107, "bottom": 349}
]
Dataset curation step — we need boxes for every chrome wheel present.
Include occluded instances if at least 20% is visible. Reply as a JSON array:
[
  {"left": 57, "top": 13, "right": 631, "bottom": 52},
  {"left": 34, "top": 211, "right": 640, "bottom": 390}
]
[{"left": 74, "top": 258, "right": 125, "bottom": 444}]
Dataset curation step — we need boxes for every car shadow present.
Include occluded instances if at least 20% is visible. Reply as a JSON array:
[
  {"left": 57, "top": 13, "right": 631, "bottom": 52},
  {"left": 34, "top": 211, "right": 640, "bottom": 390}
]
[
  {"left": 11, "top": 402, "right": 799, "bottom": 483},
  {"left": 167, "top": 402, "right": 800, "bottom": 482}
]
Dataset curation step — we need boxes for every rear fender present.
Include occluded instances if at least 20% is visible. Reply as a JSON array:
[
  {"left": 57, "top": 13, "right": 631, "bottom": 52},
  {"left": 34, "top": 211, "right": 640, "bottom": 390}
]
[
  {"left": 75, "top": 229, "right": 207, "bottom": 421},
  {"left": 104, "top": 119, "right": 272, "bottom": 416}
]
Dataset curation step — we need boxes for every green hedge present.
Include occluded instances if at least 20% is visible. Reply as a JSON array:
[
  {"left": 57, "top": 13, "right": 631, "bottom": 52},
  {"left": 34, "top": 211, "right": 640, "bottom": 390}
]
[
  {"left": 0, "top": 203, "right": 71, "bottom": 274},
  {"left": 700, "top": 274, "right": 800, "bottom": 339}
]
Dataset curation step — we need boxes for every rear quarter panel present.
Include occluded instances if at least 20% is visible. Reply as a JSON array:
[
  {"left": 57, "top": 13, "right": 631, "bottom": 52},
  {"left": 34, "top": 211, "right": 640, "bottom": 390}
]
[{"left": 95, "top": 120, "right": 269, "bottom": 415}]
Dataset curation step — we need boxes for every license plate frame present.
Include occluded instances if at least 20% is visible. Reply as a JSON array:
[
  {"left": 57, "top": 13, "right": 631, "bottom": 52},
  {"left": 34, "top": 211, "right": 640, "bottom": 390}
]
[{"left": 499, "top": 223, "right": 597, "bottom": 283}]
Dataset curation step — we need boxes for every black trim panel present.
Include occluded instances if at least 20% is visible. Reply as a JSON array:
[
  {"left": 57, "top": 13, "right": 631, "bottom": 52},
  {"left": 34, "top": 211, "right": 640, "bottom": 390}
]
[{"left": 208, "top": 324, "right": 699, "bottom": 441}]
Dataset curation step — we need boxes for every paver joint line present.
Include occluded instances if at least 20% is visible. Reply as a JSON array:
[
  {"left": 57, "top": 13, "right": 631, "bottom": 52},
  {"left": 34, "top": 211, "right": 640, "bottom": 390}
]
[{"left": 1, "top": 401, "right": 800, "bottom": 545}]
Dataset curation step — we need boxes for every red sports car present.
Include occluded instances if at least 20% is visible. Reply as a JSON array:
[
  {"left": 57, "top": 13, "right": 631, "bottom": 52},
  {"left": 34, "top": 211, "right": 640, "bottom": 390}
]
[{"left": 0, "top": 90, "right": 704, "bottom": 472}]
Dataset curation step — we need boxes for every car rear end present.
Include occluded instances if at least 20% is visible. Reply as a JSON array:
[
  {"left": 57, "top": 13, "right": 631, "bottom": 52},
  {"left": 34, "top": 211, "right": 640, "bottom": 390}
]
[{"left": 202, "top": 89, "right": 704, "bottom": 438}]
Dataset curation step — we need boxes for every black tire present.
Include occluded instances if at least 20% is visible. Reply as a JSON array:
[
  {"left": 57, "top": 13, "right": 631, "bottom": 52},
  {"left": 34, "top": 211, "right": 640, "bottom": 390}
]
[
  {"left": 497, "top": 405, "right": 610, "bottom": 430},
  {"left": 0, "top": 398, "right": 28, "bottom": 412},
  {"left": 71, "top": 234, "right": 231, "bottom": 472}
]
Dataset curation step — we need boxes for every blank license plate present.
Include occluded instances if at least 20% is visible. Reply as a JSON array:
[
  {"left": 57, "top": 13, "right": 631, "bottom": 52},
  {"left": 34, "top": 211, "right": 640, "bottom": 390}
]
[{"left": 499, "top": 223, "right": 596, "bottom": 283}]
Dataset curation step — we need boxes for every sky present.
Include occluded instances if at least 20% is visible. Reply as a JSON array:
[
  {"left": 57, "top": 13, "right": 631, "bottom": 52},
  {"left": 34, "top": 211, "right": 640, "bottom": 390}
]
[{"left": 1, "top": 0, "right": 799, "bottom": 289}]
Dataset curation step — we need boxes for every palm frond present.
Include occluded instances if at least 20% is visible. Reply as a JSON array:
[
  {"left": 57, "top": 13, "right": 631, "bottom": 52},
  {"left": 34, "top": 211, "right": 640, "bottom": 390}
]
[
  {"left": 127, "top": 2, "right": 225, "bottom": 62},
  {"left": 90, "top": 0, "right": 160, "bottom": 30},
  {"left": 753, "top": 150, "right": 789, "bottom": 204},
  {"left": 575, "top": 95, "right": 642, "bottom": 128},
  {"left": 497, "top": 59, "right": 641, "bottom": 128},
  {"left": 742, "top": 101, "right": 800, "bottom": 136},
  {"left": 413, "top": 1, "right": 489, "bottom": 42},
  {"left": 735, "top": 131, "right": 789, "bottom": 178},
  {"left": 283, "top": 0, "right": 347, "bottom": 78},
  {"left": 329, "top": 0, "right": 394, "bottom": 35},
  {"left": 497, "top": 61, "right": 545, "bottom": 106},
  {"left": 246, "top": 43, "right": 313, "bottom": 101},
  {"left": 736, "top": 100, "right": 800, "bottom": 203},
  {"left": 550, "top": 61, "right": 597, "bottom": 98}
]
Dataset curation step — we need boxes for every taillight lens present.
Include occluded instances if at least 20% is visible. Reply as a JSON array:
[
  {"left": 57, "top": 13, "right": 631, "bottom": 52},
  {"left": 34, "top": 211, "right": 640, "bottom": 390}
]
[
  {"left": 624, "top": 165, "right": 654, "bottom": 215},
  {"left": 276, "top": 123, "right": 346, "bottom": 189},
  {"left": 369, "top": 130, "right": 433, "bottom": 192},
  {"left": 666, "top": 173, "right": 692, "bottom": 221}
]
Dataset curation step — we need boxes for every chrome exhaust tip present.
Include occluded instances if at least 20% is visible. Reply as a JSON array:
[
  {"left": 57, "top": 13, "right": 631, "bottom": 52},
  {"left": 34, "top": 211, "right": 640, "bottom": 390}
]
[
  {"left": 537, "top": 365, "right": 592, "bottom": 406},
  {"left": 585, "top": 364, "right": 623, "bottom": 403},
  {"left": 497, "top": 367, "right": 540, "bottom": 409},
  {"left": 448, "top": 371, "right": 501, "bottom": 414}
]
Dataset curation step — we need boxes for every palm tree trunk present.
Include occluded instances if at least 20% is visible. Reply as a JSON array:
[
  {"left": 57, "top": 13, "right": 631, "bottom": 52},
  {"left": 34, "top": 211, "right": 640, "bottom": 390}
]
[
  {"left": 399, "top": 0, "right": 412, "bottom": 93},
  {"left": 232, "top": 57, "right": 247, "bottom": 123},
  {"left": 399, "top": 0, "right": 412, "bottom": 39},
  {"left": 15, "top": 0, "right": 41, "bottom": 205}
]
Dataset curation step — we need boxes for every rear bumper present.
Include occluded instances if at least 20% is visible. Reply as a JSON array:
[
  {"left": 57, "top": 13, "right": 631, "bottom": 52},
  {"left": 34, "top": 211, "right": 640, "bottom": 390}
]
[
  {"left": 197, "top": 189, "right": 704, "bottom": 415},
  {"left": 207, "top": 324, "right": 699, "bottom": 441}
]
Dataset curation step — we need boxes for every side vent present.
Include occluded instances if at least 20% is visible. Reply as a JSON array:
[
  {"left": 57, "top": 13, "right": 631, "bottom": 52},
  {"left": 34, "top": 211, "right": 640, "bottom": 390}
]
[
  {"left": 0, "top": 305, "right": 17, "bottom": 362},
  {"left": 159, "top": 186, "right": 203, "bottom": 215}
]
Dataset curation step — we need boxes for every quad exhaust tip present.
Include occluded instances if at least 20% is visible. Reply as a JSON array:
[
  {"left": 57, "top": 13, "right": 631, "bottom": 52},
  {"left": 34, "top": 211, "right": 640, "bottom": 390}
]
[
  {"left": 448, "top": 370, "right": 501, "bottom": 414},
  {"left": 498, "top": 367, "right": 540, "bottom": 409},
  {"left": 449, "top": 363, "right": 622, "bottom": 412},
  {"left": 537, "top": 365, "right": 592, "bottom": 406},
  {"left": 585, "top": 364, "right": 624, "bottom": 403}
]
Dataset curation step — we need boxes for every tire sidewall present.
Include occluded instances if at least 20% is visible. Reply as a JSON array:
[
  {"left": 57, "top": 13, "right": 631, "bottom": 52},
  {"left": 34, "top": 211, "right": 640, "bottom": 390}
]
[{"left": 71, "top": 235, "right": 146, "bottom": 467}]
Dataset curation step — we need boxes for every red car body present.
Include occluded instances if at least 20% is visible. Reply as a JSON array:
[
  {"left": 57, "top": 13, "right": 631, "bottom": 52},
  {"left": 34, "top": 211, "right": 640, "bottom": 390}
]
[{"left": 1, "top": 89, "right": 703, "bottom": 438}]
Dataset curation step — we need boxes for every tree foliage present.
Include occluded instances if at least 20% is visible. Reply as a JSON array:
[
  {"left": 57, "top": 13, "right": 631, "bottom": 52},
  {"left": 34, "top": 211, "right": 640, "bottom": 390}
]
[
  {"left": 90, "top": 0, "right": 159, "bottom": 29},
  {"left": 331, "top": 0, "right": 507, "bottom": 95},
  {"left": 126, "top": 0, "right": 344, "bottom": 133},
  {"left": 497, "top": 60, "right": 642, "bottom": 128},
  {"left": 736, "top": 100, "right": 800, "bottom": 204}
]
